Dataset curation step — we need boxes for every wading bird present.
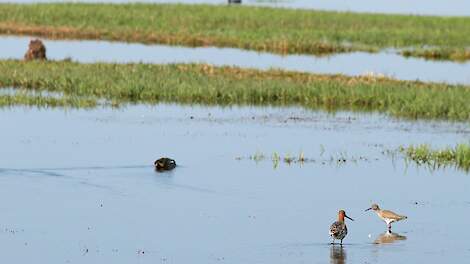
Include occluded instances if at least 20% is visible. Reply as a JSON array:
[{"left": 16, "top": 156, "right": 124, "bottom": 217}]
[
  {"left": 329, "top": 210, "right": 354, "bottom": 245},
  {"left": 365, "top": 204, "right": 407, "bottom": 232}
]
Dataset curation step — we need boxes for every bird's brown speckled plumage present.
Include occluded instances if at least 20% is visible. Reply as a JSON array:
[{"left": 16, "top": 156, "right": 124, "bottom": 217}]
[{"left": 329, "top": 210, "right": 353, "bottom": 245}]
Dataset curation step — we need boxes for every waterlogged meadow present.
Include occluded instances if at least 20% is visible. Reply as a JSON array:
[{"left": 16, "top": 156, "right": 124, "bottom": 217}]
[
  {"left": 4, "top": 35, "right": 470, "bottom": 85},
  {"left": 1, "top": 3, "right": 470, "bottom": 60},
  {"left": 0, "top": 2, "right": 470, "bottom": 264},
  {"left": 2, "top": 60, "right": 470, "bottom": 121}
]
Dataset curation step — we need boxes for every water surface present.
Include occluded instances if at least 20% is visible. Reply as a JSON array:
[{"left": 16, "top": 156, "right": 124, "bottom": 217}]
[{"left": 0, "top": 104, "right": 469, "bottom": 263}]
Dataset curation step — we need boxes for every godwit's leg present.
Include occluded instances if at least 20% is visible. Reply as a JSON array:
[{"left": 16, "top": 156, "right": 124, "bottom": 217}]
[
  {"left": 387, "top": 223, "right": 392, "bottom": 232},
  {"left": 340, "top": 239, "right": 343, "bottom": 245}
]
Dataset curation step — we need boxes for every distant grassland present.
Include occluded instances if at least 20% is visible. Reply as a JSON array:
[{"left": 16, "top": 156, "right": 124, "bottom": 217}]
[
  {"left": 0, "top": 3, "right": 470, "bottom": 60},
  {"left": 1, "top": 60, "right": 470, "bottom": 121}
]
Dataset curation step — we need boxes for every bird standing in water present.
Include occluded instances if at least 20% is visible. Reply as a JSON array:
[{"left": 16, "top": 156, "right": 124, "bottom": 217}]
[
  {"left": 329, "top": 210, "right": 354, "bottom": 245},
  {"left": 365, "top": 204, "right": 407, "bottom": 232}
]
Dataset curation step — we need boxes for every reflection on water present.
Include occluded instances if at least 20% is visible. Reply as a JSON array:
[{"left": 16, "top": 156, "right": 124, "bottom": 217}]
[
  {"left": 330, "top": 245, "right": 347, "bottom": 264},
  {"left": 2, "top": 36, "right": 470, "bottom": 84},
  {"left": 374, "top": 231, "right": 407, "bottom": 244}
]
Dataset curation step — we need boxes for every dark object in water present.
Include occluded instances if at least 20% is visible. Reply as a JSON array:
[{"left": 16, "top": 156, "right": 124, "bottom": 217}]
[
  {"left": 154, "top": 157, "right": 176, "bottom": 171},
  {"left": 228, "top": 0, "right": 242, "bottom": 4},
  {"left": 24, "top": 39, "right": 47, "bottom": 61}
]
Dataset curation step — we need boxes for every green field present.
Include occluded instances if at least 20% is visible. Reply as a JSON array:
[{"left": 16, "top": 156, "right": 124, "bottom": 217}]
[
  {"left": 1, "top": 3, "right": 470, "bottom": 60},
  {"left": 1, "top": 60, "right": 470, "bottom": 121}
]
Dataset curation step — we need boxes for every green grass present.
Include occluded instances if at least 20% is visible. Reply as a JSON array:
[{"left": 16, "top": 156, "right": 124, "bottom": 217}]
[
  {"left": 1, "top": 3, "right": 470, "bottom": 60},
  {"left": 1, "top": 60, "right": 470, "bottom": 120},
  {"left": 401, "top": 144, "right": 470, "bottom": 171}
]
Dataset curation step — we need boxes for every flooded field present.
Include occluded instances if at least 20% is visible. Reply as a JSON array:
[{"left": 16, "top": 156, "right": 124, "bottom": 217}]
[
  {"left": 1, "top": 0, "right": 469, "bottom": 262},
  {"left": 1, "top": 104, "right": 469, "bottom": 263},
  {"left": 3, "top": 36, "right": 470, "bottom": 85},
  {"left": 2, "top": 0, "right": 470, "bottom": 16}
]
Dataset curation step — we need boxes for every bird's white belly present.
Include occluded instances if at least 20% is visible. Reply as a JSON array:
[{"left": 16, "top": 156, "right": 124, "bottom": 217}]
[
  {"left": 377, "top": 213, "right": 395, "bottom": 225},
  {"left": 384, "top": 218, "right": 396, "bottom": 225}
]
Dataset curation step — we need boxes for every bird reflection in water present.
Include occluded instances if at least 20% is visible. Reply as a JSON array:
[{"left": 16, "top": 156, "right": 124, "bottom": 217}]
[
  {"left": 330, "top": 245, "right": 346, "bottom": 264},
  {"left": 374, "top": 231, "right": 407, "bottom": 244}
]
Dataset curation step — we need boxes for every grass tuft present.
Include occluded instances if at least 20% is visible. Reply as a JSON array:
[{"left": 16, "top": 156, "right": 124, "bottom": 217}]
[{"left": 401, "top": 144, "right": 470, "bottom": 171}]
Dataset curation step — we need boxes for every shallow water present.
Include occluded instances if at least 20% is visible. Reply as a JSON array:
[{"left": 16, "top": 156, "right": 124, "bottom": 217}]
[
  {"left": 1, "top": 0, "right": 470, "bottom": 16},
  {"left": 3, "top": 36, "right": 470, "bottom": 85},
  {"left": 0, "top": 104, "right": 469, "bottom": 263}
]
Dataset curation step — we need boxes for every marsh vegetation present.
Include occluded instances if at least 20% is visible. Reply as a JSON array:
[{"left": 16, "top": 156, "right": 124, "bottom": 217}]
[
  {"left": 1, "top": 3, "right": 470, "bottom": 60},
  {"left": 401, "top": 144, "right": 470, "bottom": 171},
  {"left": 1, "top": 60, "right": 470, "bottom": 121},
  {"left": 245, "top": 150, "right": 371, "bottom": 168}
]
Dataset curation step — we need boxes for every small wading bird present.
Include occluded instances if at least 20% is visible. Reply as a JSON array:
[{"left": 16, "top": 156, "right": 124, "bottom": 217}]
[
  {"left": 329, "top": 210, "right": 354, "bottom": 245},
  {"left": 365, "top": 204, "right": 407, "bottom": 232}
]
